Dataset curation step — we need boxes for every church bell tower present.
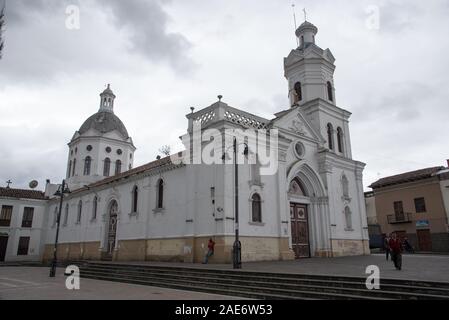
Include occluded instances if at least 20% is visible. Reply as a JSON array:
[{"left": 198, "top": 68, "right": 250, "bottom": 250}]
[{"left": 285, "top": 20, "right": 337, "bottom": 107}]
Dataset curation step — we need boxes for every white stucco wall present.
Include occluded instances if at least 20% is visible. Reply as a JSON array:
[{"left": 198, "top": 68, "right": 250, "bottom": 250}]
[{"left": 0, "top": 197, "right": 47, "bottom": 261}]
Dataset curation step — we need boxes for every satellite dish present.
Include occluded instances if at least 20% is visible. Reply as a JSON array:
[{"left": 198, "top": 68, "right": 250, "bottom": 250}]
[{"left": 29, "top": 180, "right": 38, "bottom": 189}]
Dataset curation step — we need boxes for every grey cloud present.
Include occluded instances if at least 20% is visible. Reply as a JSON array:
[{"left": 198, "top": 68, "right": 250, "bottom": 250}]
[
  {"left": 351, "top": 81, "right": 435, "bottom": 123},
  {"left": 0, "top": 0, "right": 193, "bottom": 83},
  {"left": 99, "top": 0, "right": 195, "bottom": 73}
]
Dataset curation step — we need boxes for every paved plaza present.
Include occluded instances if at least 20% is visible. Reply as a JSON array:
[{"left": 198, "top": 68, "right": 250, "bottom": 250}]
[
  {"left": 0, "top": 267, "right": 240, "bottom": 300},
  {"left": 1, "top": 254, "right": 448, "bottom": 299}
]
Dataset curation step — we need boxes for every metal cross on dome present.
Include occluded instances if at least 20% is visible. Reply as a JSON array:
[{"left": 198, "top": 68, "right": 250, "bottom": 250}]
[{"left": 6, "top": 180, "right": 12, "bottom": 188}]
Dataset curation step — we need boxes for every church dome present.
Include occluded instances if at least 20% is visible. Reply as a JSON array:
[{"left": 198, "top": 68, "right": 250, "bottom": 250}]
[{"left": 79, "top": 111, "right": 129, "bottom": 139}]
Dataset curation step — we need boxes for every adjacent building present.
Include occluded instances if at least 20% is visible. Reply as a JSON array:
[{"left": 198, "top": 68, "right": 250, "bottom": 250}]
[
  {"left": 369, "top": 163, "right": 449, "bottom": 252},
  {"left": 0, "top": 187, "right": 48, "bottom": 262}
]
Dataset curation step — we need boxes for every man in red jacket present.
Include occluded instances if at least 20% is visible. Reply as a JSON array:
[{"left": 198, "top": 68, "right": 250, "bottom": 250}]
[
  {"left": 202, "top": 238, "right": 215, "bottom": 264},
  {"left": 389, "top": 232, "right": 403, "bottom": 270}
]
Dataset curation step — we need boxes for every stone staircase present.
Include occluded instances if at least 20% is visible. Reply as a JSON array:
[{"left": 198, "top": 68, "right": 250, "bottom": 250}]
[{"left": 75, "top": 261, "right": 449, "bottom": 300}]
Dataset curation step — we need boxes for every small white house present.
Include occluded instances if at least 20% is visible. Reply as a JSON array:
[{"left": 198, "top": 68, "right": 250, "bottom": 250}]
[{"left": 0, "top": 187, "right": 48, "bottom": 262}]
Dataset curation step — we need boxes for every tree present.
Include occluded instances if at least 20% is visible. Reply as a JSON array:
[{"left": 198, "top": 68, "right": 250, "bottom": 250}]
[
  {"left": 0, "top": 7, "right": 4, "bottom": 59},
  {"left": 159, "top": 145, "right": 171, "bottom": 157}
]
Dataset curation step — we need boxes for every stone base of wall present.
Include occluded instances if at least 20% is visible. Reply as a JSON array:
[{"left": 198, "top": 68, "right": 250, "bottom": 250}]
[
  {"left": 42, "top": 237, "right": 295, "bottom": 263},
  {"left": 331, "top": 239, "right": 370, "bottom": 257},
  {"left": 43, "top": 242, "right": 101, "bottom": 263},
  {"left": 43, "top": 237, "right": 371, "bottom": 263}
]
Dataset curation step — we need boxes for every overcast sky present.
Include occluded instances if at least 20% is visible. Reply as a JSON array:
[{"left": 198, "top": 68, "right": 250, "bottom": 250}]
[{"left": 0, "top": 0, "right": 448, "bottom": 191}]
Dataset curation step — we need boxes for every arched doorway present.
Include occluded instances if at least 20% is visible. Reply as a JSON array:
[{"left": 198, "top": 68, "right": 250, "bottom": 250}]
[
  {"left": 289, "top": 178, "right": 311, "bottom": 258},
  {"left": 103, "top": 200, "right": 118, "bottom": 261},
  {"left": 287, "top": 163, "right": 331, "bottom": 258}
]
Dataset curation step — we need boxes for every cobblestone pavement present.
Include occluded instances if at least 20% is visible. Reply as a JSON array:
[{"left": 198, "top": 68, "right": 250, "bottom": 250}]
[
  {"left": 0, "top": 267, "right": 240, "bottom": 300},
  {"left": 105, "top": 253, "right": 449, "bottom": 283}
]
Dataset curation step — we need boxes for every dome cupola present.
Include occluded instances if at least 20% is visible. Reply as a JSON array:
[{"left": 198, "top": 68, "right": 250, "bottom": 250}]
[{"left": 99, "top": 84, "right": 116, "bottom": 112}]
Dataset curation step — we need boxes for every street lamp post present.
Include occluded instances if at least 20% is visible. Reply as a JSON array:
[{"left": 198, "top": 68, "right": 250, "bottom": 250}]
[
  {"left": 232, "top": 138, "right": 242, "bottom": 269},
  {"left": 224, "top": 137, "right": 248, "bottom": 269},
  {"left": 49, "top": 179, "right": 70, "bottom": 277}
]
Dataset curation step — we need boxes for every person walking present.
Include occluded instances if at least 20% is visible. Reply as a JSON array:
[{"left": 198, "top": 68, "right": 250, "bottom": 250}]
[
  {"left": 202, "top": 238, "right": 215, "bottom": 264},
  {"left": 389, "top": 233, "right": 403, "bottom": 270},
  {"left": 384, "top": 234, "right": 391, "bottom": 261},
  {"left": 403, "top": 237, "right": 414, "bottom": 253}
]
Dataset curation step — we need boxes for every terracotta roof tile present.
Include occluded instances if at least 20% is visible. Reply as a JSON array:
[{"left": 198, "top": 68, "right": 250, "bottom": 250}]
[
  {"left": 369, "top": 166, "right": 444, "bottom": 189},
  {"left": 70, "top": 155, "right": 177, "bottom": 194},
  {"left": 0, "top": 187, "right": 47, "bottom": 200}
]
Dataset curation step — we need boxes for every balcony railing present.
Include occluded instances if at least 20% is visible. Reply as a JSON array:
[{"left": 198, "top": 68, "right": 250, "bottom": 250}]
[
  {"left": 187, "top": 101, "right": 269, "bottom": 132},
  {"left": 387, "top": 212, "right": 412, "bottom": 224}
]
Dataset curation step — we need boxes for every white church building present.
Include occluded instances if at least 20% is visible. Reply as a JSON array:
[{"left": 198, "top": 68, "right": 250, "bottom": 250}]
[{"left": 1, "top": 20, "right": 369, "bottom": 263}]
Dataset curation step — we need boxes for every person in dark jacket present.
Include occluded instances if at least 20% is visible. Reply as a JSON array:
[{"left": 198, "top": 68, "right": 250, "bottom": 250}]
[
  {"left": 384, "top": 234, "right": 391, "bottom": 261},
  {"left": 389, "top": 233, "right": 403, "bottom": 270}
]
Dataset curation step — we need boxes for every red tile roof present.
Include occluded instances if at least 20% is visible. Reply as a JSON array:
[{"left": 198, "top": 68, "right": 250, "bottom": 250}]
[
  {"left": 0, "top": 187, "right": 47, "bottom": 200},
  {"left": 369, "top": 166, "right": 445, "bottom": 189},
  {"left": 70, "top": 155, "right": 178, "bottom": 194}
]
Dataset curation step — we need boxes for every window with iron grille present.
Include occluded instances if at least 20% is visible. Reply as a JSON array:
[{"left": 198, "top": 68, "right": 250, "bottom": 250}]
[
  {"left": 21, "top": 207, "right": 34, "bottom": 228},
  {"left": 17, "top": 237, "right": 30, "bottom": 255},
  {"left": 0, "top": 205, "right": 13, "bottom": 227}
]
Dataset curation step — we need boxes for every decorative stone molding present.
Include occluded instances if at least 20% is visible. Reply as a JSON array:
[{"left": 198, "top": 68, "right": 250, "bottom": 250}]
[{"left": 289, "top": 119, "right": 307, "bottom": 136}]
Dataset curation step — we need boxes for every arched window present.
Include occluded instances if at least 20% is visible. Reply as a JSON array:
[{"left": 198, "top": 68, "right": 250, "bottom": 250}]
[
  {"left": 342, "top": 175, "right": 349, "bottom": 198},
  {"left": 327, "top": 123, "right": 334, "bottom": 150},
  {"left": 157, "top": 179, "right": 164, "bottom": 209},
  {"left": 84, "top": 156, "right": 92, "bottom": 176},
  {"left": 92, "top": 196, "right": 98, "bottom": 220},
  {"left": 77, "top": 200, "right": 82, "bottom": 224},
  {"left": 301, "top": 35, "right": 304, "bottom": 46},
  {"left": 345, "top": 206, "right": 352, "bottom": 230},
  {"left": 115, "top": 160, "right": 122, "bottom": 175},
  {"left": 132, "top": 186, "right": 138, "bottom": 213},
  {"left": 63, "top": 204, "right": 69, "bottom": 226},
  {"left": 72, "top": 158, "right": 76, "bottom": 177},
  {"left": 103, "top": 158, "right": 111, "bottom": 176},
  {"left": 251, "top": 193, "right": 262, "bottom": 223},
  {"left": 337, "top": 127, "right": 344, "bottom": 153},
  {"left": 68, "top": 160, "right": 72, "bottom": 178},
  {"left": 294, "top": 82, "right": 302, "bottom": 102},
  {"left": 327, "top": 81, "right": 333, "bottom": 101}
]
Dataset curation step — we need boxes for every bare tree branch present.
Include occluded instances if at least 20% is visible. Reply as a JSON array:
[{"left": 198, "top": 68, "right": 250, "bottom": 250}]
[{"left": 159, "top": 145, "right": 171, "bottom": 157}]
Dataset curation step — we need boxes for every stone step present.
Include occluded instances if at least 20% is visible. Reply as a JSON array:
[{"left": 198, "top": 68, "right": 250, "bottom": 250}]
[
  {"left": 79, "top": 267, "right": 447, "bottom": 300},
  {"left": 83, "top": 261, "right": 449, "bottom": 289},
  {"left": 80, "top": 270, "right": 384, "bottom": 300},
  {"left": 80, "top": 263, "right": 449, "bottom": 296}
]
